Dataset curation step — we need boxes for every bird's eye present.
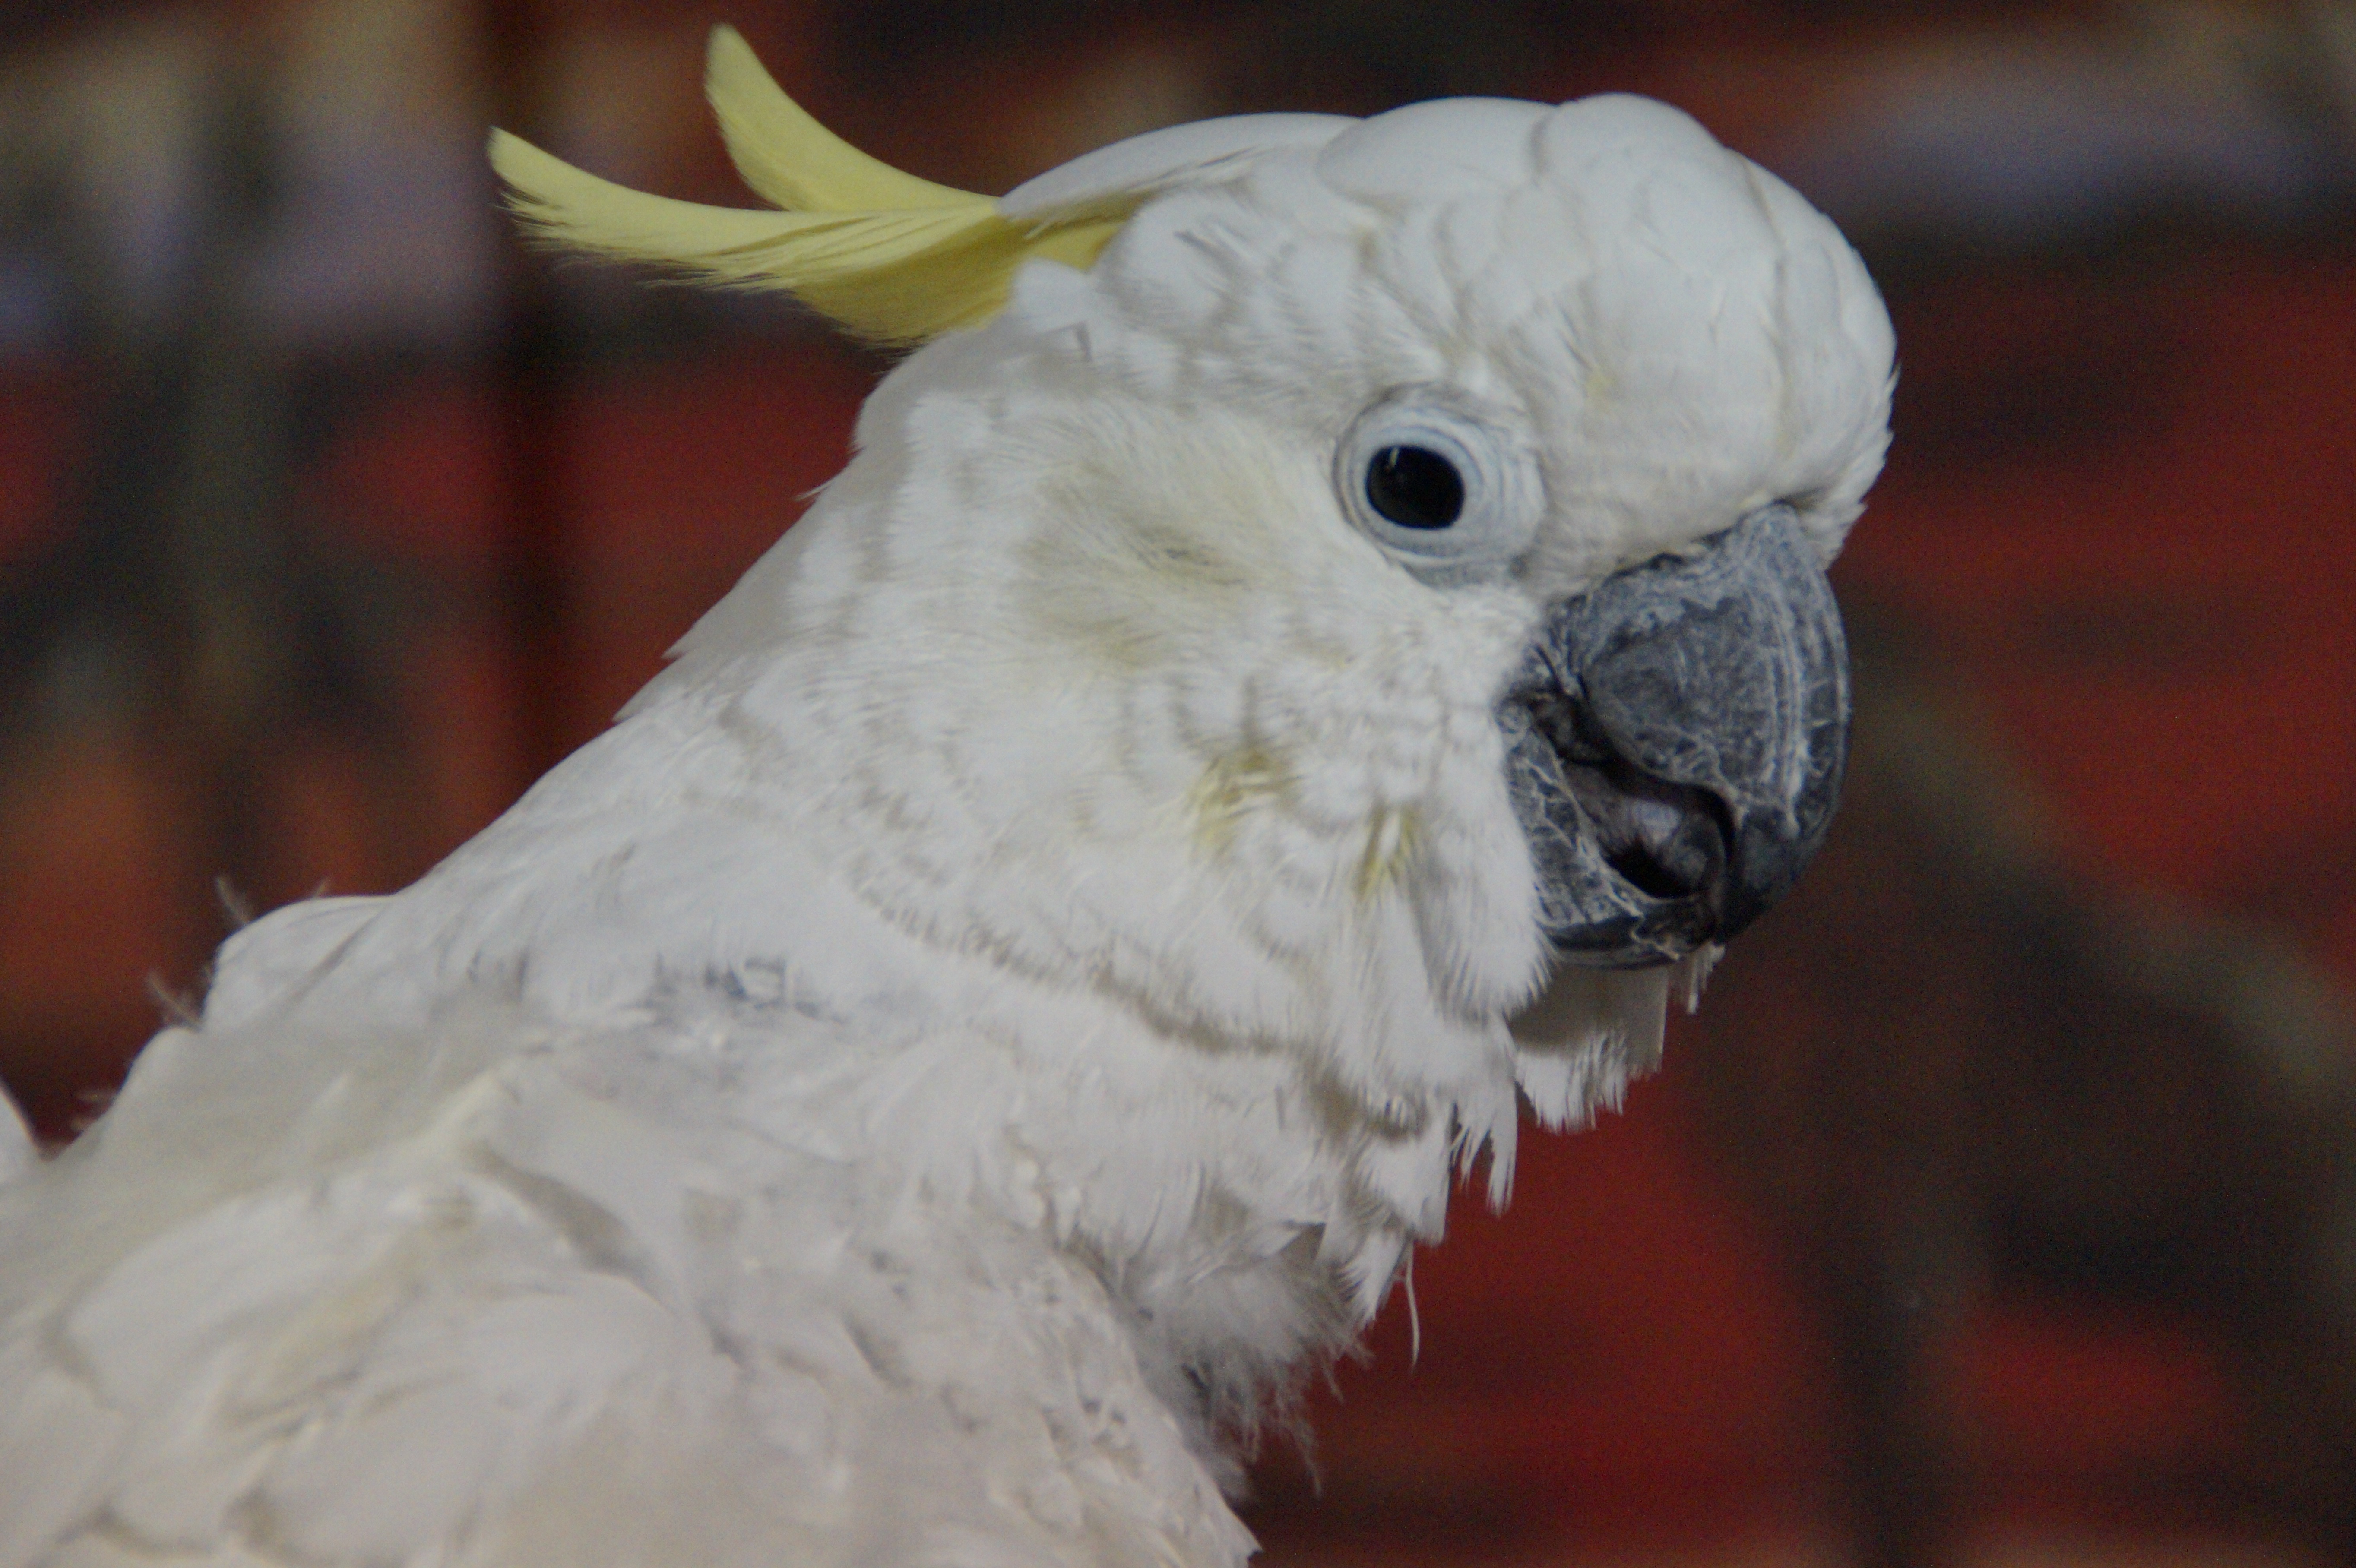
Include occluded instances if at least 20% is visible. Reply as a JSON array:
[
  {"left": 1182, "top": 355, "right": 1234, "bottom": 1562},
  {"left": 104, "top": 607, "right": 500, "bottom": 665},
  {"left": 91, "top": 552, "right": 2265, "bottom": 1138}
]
[
  {"left": 1365, "top": 446, "right": 1465, "bottom": 530},
  {"left": 1335, "top": 386, "right": 1541, "bottom": 583}
]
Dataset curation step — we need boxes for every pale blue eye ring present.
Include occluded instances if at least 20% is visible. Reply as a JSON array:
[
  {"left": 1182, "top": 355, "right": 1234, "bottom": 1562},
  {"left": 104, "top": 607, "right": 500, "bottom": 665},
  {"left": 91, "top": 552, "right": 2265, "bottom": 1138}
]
[{"left": 1335, "top": 386, "right": 1542, "bottom": 583}]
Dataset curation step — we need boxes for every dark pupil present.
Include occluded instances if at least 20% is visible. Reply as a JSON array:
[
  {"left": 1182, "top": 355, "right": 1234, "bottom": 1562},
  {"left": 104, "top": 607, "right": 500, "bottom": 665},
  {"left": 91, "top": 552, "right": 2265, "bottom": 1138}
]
[{"left": 1365, "top": 446, "right": 1464, "bottom": 530}]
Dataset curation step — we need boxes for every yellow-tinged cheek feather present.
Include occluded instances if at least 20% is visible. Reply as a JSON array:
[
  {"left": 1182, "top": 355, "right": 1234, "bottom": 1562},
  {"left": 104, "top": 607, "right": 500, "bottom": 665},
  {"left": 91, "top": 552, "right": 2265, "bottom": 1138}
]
[
  {"left": 1355, "top": 805, "right": 1419, "bottom": 901},
  {"left": 1013, "top": 413, "right": 1315, "bottom": 672},
  {"left": 1190, "top": 749, "right": 1293, "bottom": 856},
  {"left": 1188, "top": 758, "right": 1416, "bottom": 903}
]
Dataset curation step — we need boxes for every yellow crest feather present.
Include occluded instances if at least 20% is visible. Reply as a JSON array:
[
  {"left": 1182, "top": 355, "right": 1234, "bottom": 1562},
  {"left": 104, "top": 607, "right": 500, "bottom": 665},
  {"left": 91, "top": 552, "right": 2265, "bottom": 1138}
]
[{"left": 487, "top": 27, "right": 1134, "bottom": 345}]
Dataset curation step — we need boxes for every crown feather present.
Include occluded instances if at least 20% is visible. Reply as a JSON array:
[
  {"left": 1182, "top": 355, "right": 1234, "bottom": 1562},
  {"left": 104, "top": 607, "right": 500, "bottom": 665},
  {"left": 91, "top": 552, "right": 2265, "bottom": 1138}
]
[
  {"left": 487, "top": 28, "right": 1135, "bottom": 345},
  {"left": 703, "top": 26, "right": 974, "bottom": 215}
]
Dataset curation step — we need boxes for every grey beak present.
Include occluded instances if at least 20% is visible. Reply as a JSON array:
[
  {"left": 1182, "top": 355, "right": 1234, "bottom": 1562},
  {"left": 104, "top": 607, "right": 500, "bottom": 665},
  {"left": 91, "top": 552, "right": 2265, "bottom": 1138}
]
[{"left": 1499, "top": 503, "right": 1849, "bottom": 966}]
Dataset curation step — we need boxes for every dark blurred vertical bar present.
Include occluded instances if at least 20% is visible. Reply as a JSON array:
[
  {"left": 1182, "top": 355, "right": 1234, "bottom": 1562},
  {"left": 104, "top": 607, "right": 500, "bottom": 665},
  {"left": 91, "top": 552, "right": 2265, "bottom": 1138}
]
[{"left": 481, "top": 0, "right": 572, "bottom": 789}]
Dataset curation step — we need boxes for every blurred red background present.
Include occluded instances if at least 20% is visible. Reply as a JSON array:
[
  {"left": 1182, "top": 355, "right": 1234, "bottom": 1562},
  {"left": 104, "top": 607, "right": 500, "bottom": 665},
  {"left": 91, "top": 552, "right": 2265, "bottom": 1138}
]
[{"left": 2, "top": 3, "right": 2353, "bottom": 1565}]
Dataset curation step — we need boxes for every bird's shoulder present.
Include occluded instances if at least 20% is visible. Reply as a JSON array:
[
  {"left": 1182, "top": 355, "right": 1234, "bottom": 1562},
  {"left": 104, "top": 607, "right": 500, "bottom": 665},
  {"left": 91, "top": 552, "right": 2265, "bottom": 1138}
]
[{"left": 0, "top": 995, "right": 1246, "bottom": 1568}]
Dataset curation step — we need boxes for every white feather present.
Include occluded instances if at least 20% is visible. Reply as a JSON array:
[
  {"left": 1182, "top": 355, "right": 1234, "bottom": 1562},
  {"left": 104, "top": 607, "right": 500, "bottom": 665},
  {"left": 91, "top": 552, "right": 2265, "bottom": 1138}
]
[
  {"left": 0, "top": 1090, "right": 32, "bottom": 1189},
  {"left": 1000, "top": 113, "right": 1352, "bottom": 220},
  {"left": 0, "top": 82, "right": 1890, "bottom": 1567}
]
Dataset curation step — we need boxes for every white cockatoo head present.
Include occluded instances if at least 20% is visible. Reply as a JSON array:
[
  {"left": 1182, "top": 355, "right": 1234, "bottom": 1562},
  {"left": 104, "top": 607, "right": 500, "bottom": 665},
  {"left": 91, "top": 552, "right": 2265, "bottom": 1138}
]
[{"left": 484, "top": 31, "right": 1892, "bottom": 1185}]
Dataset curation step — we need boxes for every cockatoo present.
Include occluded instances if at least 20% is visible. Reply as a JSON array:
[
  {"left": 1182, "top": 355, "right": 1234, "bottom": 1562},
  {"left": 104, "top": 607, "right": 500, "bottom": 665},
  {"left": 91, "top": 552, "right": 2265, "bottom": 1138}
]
[{"left": 0, "top": 29, "right": 1890, "bottom": 1568}]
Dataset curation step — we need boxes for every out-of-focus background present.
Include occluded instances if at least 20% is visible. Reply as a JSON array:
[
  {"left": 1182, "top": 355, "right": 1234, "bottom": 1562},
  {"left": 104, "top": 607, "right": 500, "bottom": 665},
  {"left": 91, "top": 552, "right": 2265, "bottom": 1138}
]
[{"left": 2, "top": 1, "right": 2353, "bottom": 1565}]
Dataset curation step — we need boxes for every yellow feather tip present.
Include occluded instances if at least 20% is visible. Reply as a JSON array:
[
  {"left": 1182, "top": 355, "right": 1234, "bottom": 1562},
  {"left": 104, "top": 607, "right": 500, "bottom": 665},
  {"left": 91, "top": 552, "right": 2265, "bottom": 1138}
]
[
  {"left": 703, "top": 26, "right": 973, "bottom": 215},
  {"left": 486, "top": 29, "right": 1134, "bottom": 346}
]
